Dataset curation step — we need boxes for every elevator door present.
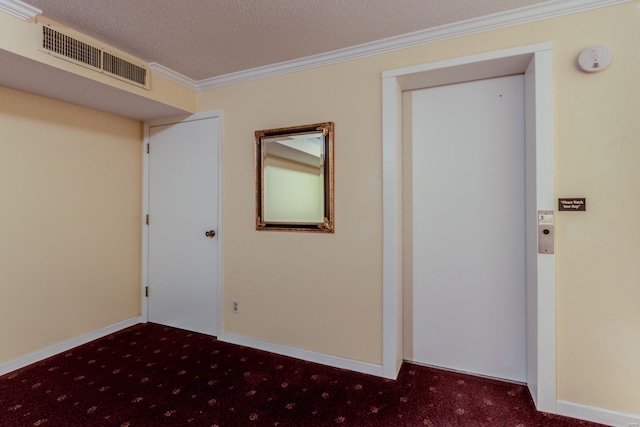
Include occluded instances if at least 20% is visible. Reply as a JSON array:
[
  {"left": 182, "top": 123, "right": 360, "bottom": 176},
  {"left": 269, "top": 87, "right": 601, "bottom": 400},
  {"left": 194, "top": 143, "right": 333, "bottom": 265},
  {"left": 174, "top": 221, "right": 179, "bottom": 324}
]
[{"left": 407, "top": 75, "right": 526, "bottom": 382}]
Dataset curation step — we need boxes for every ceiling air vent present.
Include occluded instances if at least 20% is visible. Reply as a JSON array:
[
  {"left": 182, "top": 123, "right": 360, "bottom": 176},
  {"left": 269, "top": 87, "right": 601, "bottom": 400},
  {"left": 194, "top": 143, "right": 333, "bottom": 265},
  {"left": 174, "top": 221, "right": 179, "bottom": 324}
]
[
  {"left": 102, "top": 51, "right": 148, "bottom": 88},
  {"left": 37, "top": 23, "right": 150, "bottom": 90},
  {"left": 40, "top": 25, "right": 102, "bottom": 71}
]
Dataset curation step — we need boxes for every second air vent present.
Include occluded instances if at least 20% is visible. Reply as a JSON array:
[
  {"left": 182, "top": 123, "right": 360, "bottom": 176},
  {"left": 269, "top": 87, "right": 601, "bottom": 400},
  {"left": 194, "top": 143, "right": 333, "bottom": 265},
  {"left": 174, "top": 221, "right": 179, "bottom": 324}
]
[{"left": 103, "top": 51, "right": 147, "bottom": 87}]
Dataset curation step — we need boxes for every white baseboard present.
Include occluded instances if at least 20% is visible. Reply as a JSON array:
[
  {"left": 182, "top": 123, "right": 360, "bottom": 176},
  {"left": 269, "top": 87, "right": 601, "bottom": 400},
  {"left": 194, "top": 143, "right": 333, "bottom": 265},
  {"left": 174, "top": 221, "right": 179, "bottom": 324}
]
[
  {"left": 0, "top": 316, "right": 141, "bottom": 376},
  {"left": 218, "top": 332, "right": 386, "bottom": 378},
  {"left": 557, "top": 399, "right": 640, "bottom": 427}
]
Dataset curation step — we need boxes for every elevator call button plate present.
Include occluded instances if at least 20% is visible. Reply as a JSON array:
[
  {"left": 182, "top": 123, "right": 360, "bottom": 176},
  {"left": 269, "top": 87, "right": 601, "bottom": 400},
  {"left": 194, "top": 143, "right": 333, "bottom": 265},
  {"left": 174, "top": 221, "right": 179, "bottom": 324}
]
[{"left": 538, "top": 210, "right": 554, "bottom": 254}]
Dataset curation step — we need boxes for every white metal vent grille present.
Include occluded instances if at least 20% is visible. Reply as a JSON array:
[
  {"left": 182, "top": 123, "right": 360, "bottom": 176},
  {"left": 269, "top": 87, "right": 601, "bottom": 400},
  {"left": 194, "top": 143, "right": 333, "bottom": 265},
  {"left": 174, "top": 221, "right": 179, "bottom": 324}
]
[
  {"left": 37, "top": 24, "right": 150, "bottom": 90},
  {"left": 103, "top": 52, "right": 147, "bottom": 87},
  {"left": 41, "top": 25, "right": 101, "bottom": 70}
]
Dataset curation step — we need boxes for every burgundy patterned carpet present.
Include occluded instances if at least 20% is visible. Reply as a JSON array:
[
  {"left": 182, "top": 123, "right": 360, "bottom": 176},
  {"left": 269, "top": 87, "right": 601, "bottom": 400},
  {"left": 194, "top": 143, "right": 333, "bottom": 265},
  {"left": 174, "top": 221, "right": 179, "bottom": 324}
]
[{"left": 1, "top": 323, "right": 603, "bottom": 427}]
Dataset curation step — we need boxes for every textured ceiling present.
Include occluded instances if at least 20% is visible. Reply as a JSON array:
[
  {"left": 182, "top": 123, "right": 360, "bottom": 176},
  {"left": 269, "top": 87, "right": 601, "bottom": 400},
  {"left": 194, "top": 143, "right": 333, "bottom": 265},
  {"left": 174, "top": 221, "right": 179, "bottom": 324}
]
[{"left": 25, "top": 0, "right": 549, "bottom": 81}]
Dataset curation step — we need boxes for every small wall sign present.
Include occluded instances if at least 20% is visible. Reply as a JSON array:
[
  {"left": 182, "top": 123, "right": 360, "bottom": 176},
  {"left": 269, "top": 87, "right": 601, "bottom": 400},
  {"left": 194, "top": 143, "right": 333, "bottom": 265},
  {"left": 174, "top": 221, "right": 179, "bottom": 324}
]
[{"left": 558, "top": 198, "right": 586, "bottom": 211}]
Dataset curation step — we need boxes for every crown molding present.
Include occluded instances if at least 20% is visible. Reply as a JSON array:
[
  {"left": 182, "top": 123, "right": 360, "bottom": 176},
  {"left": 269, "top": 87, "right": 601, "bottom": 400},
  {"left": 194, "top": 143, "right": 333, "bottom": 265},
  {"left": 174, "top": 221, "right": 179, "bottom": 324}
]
[
  {"left": 195, "top": 0, "right": 631, "bottom": 91},
  {"left": 0, "top": 0, "right": 40, "bottom": 20},
  {"left": 149, "top": 62, "right": 197, "bottom": 91}
]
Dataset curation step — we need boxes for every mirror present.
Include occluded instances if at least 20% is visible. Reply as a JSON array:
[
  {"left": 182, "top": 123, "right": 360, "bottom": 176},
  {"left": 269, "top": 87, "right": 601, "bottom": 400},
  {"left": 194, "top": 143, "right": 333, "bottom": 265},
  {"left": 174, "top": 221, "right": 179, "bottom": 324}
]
[{"left": 255, "top": 122, "right": 334, "bottom": 232}]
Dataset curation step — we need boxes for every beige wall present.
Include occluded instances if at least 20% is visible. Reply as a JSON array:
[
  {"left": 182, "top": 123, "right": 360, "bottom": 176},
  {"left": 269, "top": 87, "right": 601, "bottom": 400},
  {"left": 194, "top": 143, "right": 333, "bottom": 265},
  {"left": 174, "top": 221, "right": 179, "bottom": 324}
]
[
  {"left": 0, "top": 86, "right": 142, "bottom": 363},
  {"left": 199, "top": 1, "right": 640, "bottom": 414},
  {"left": 201, "top": 65, "right": 384, "bottom": 363}
]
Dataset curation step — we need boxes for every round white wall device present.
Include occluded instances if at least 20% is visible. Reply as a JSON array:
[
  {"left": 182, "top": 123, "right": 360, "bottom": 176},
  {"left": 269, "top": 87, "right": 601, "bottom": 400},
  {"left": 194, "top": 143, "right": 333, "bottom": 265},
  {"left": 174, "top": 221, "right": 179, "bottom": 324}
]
[{"left": 577, "top": 45, "right": 612, "bottom": 73}]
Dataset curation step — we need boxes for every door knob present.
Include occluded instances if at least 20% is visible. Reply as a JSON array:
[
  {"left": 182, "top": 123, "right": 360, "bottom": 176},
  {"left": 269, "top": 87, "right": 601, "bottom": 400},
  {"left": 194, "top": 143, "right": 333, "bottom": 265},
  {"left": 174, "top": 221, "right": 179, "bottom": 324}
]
[{"left": 205, "top": 230, "right": 216, "bottom": 238}]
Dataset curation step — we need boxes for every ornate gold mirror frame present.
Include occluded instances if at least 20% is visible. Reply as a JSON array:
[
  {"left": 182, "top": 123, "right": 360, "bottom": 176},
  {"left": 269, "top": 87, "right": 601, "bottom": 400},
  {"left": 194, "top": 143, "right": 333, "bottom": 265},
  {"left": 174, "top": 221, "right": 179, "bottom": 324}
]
[{"left": 255, "top": 122, "right": 334, "bottom": 233}]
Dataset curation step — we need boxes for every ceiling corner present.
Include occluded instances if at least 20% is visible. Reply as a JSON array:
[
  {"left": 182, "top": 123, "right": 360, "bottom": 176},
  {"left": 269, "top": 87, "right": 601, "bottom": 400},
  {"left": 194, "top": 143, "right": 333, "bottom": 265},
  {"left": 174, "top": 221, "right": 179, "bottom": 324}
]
[
  {"left": 149, "top": 62, "right": 198, "bottom": 92},
  {"left": 0, "top": 0, "right": 40, "bottom": 20}
]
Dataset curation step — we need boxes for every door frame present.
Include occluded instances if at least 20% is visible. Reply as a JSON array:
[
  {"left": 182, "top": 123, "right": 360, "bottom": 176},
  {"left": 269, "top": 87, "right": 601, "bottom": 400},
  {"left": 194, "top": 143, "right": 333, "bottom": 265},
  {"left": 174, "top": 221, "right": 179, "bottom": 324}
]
[
  {"left": 141, "top": 110, "right": 224, "bottom": 337},
  {"left": 381, "top": 42, "right": 556, "bottom": 413}
]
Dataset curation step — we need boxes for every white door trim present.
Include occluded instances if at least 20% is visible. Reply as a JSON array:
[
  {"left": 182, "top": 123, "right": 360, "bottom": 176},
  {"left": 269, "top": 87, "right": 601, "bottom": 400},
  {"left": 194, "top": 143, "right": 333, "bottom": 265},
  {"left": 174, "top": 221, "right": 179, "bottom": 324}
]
[
  {"left": 381, "top": 42, "right": 556, "bottom": 413},
  {"left": 142, "top": 110, "right": 224, "bottom": 337}
]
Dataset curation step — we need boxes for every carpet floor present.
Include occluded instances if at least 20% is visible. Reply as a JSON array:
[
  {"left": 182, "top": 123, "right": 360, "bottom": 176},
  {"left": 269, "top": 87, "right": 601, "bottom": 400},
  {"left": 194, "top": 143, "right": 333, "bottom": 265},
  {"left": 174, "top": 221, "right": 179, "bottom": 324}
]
[{"left": 0, "top": 323, "right": 604, "bottom": 426}]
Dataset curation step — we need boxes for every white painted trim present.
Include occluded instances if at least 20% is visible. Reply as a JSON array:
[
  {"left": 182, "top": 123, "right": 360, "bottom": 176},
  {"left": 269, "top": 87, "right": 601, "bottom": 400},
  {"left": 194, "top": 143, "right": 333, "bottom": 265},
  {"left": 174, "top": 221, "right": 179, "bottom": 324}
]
[
  {"left": 0, "top": 0, "right": 41, "bottom": 20},
  {"left": 382, "top": 41, "right": 552, "bottom": 79},
  {"left": 215, "top": 112, "right": 224, "bottom": 339},
  {"left": 531, "top": 48, "right": 558, "bottom": 414},
  {"left": 0, "top": 317, "right": 141, "bottom": 376},
  {"left": 193, "top": 0, "right": 629, "bottom": 90},
  {"left": 557, "top": 400, "right": 640, "bottom": 426},
  {"left": 142, "top": 110, "right": 224, "bottom": 336},
  {"left": 381, "top": 77, "right": 402, "bottom": 380},
  {"left": 524, "top": 56, "right": 539, "bottom": 408},
  {"left": 219, "top": 333, "right": 385, "bottom": 378},
  {"left": 381, "top": 42, "right": 556, "bottom": 410},
  {"left": 141, "top": 126, "right": 150, "bottom": 322},
  {"left": 149, "top": 62, "right": 198, "bottom": 91}
]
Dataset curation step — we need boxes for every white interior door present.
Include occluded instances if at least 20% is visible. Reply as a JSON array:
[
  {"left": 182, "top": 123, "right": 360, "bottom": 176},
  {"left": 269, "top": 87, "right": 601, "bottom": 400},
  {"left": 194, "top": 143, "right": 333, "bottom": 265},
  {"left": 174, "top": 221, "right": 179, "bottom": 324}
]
[
  {"left": 147, "top": 117, "right": 219, "bottom": 336},
  {"left": 407, "top": 75, "right": 526, "bottom": 382}
]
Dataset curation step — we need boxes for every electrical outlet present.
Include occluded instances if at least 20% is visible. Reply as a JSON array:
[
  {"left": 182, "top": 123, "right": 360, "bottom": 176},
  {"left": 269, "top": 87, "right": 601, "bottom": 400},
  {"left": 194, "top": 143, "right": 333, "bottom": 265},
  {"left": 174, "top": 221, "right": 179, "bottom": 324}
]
[{"left": 232, "top": 299, "right": 239, "bottom": 314}]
